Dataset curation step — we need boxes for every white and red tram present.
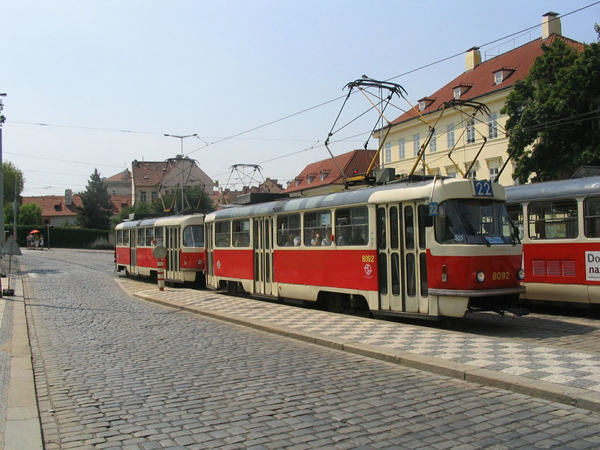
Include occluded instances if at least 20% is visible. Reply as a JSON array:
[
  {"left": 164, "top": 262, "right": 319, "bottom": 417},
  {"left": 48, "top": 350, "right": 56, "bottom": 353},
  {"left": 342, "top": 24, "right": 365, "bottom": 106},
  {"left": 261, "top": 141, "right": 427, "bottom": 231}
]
[
  {"left": 205, "top": 177, "right": 525, "bottom": 319},
  {"left": 115, "top": 214, "right": 206, "bottom": 285},
  {"left": 506, "top": 176, "right": 600, "bottom": 306}
]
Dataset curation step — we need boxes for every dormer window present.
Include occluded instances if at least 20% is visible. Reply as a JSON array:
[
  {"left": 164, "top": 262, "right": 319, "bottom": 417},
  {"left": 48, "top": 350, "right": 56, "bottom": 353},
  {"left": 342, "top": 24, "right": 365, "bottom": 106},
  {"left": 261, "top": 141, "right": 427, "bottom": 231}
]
[
  {"left": 452, "top": 84, "right": 473, "bottom": 100},
  {"left": 418, "top": 97, "right": 436, "bottom": 111},
  {"left": 493, "top": 67, "right": 515, "bottom": 85},
  {"left": 494, "top": 71, "right": 503, "bottom": 85},
  {"left": 295, "top": 177, "right": 304, "bottom": 187},
  {"left": 320, "top": 169, "right": 331, "bottom": 181},
  {"left": 306, "top": 173, "right": 317, "bottom": 185}
]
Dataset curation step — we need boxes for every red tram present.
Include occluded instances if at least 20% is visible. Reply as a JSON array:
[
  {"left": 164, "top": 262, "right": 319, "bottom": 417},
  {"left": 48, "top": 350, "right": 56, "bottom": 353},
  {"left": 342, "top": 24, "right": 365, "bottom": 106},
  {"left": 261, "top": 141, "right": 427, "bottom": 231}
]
[
  {"left": 115, "top": 214, "right": 206, "bottom": 285},
  {"left": 205, "top": 177, "right": 525, "bottom": 319},
  {"left": 506, "top": 176, "right": 600, "bottom": 306}
]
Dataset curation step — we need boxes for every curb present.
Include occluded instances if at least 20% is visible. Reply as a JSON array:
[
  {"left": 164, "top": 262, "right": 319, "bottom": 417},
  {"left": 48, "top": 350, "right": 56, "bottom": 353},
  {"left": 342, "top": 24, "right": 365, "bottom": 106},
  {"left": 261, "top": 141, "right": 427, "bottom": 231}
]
[
  {"left": 3, "top": 276, "right": 43, "bottom": 450},
  {"left": 132, "top": 287, "right": 600, "bottom": 414}
]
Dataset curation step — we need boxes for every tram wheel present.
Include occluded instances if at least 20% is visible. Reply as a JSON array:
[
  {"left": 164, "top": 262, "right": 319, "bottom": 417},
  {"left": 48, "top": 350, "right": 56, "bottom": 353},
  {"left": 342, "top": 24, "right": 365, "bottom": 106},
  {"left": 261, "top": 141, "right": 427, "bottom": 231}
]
[{"left": 326, "top": 294, "right": 343, "bottom": 314}]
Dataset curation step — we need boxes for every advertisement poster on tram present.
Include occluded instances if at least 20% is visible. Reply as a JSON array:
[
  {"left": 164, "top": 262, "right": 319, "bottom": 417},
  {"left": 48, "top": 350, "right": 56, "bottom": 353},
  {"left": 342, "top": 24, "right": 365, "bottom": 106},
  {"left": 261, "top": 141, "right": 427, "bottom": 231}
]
[{"left": 586, "top": 252, "right": 600, "bottom": 281}]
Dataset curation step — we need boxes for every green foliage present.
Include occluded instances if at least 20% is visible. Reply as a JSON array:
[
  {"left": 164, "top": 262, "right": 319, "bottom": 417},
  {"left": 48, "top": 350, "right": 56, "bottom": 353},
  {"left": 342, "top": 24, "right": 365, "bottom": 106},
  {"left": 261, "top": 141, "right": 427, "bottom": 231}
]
[
  {"left": 77, "top": 169, "right": 113, "bottom": 230},
  {"left": 112, "top": 201, "right": 154, "bottom": 226},
  {"left": 2, "top": 161, "right": 24, "bottom": 207},
  {"left": 158, "top": 186, "right": 214, "bottom": 214},
  {"left": 18, "top": 203, "right": 44, "bottom": 226},
  {"left": 10, "top": 225, "right": 112, "bottom": 249},
  {"left": 503, "top": 36, "right": 600, "bottom": 183}
]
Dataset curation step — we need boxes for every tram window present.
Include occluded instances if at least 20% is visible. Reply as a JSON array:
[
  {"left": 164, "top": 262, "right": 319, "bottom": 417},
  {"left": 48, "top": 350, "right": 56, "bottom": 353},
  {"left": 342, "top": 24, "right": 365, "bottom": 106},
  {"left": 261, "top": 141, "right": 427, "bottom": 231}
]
[
  {"left": 584, "top": 197, "right": 600, "bottom": 238},
  {"left": 377, "top": 207, "right": 386, "bottom": 250},
  {"left": 232, "top": 220, "right": 250, "bottom": 247},
  {"left": 418, "top": 205, "right": 428, "bottom": 250},
  {"left": 305, "top": 211, "right": 332, "bottom": 247},
  {"left": 116, "top": 230, "right": 123, "bottom": 246},
  {"left": 507, "top": 204, "right": 524, "bottom": 240},
  {"left": 406, "top": 253, "right": 416, "bottom": 297},
  {"left": 435, "top": 199, "right": 516, "bottom": 245},
  {"left": 390, "top": 207, "right": 399, "bottom": 250},
  {"left": 277, "top": 214, "right": 301, "bottom": 247},
  {"left": 138, "top": 228, "right": 146, "bottom": 247},
  {"left": 420, "top": 253, "right": 428, "bottom": 297},
  {"left": 215, "top": 221, "right": 231, "bottom": 247},
  {"left": 155, "top": 227, "right": 164, "bottom": 247},
  {"left": 528, "top": 200, "right": 578, "bottom": 240},
  {"left": 145, "top": 227, "right": 154, "bottom": 246},
  {"left": 123, "top": 230, "right": 130, "bottom": 246},
  {"left": 184, "top": 225, "right": 204, "bottom": 247},
  {"left": 335, "top": 207, "right": 368, "bottom": 246},
  {"left": 404, "top": 206, "right": 415, "bottom": 250}
]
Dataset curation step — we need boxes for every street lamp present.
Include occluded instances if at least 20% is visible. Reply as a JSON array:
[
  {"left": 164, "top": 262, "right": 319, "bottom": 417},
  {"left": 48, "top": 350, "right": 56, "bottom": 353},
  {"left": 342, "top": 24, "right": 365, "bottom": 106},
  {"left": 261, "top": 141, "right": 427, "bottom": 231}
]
[
  {"left": 0, "top": 93, "right": 7, "bottom": 251},
  {"left": 164, "top": 133, "right": 197, "bottom": 213}
]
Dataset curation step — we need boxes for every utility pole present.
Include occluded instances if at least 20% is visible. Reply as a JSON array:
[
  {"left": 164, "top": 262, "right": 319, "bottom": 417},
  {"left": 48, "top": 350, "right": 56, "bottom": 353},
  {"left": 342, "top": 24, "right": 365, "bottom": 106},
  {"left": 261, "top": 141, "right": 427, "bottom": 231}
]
[
  {"left": 164, "top": 134, "right": 197, "bottom": 213},
  {"left": 0, "top": 93, "right": 7, "bottom": 251}
]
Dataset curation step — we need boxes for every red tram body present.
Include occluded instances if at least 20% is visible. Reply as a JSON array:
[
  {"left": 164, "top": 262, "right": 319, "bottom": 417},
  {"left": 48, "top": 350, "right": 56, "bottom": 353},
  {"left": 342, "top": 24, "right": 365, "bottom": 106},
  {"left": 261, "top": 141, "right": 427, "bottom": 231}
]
[
  {"left": 506, "top": 176, "right": 600, "bottom": 305},
  {"left": 205, "top": 177, "right": 525, "bottom": 319},
  {"left": 115, "top": 214, "right": 206, "bottom": 285}
]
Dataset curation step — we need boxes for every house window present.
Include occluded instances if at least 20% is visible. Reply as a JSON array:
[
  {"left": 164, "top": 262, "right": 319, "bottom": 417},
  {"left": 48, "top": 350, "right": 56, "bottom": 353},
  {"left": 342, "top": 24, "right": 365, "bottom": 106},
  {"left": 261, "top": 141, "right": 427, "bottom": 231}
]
[
  {"left": 494, "top": 71, "right": 503, "bottom": 85},
  {"left": 447, "top": 124, "right": 455, "bottom": 148},
  {"left": 111, "top": 189, "right": 117, "bottom": 195},
  {"left": 467, "top": 120, "right": 475, "bottom": 143},
  {"left": 151, "top": 191, "right": 158, "bottom": 201},
  {"left": 398, "top": 138, "right": 405, "bottom": 159},
  {"left": 488, "top": 112, "right": 498, "bottom": 139},
  {"left": 467, "top": 170, "right": 477, "bottom": 179},
  {"left": 430, "top": 130, "right": 437, "bottom": 153},
  {"left": 489, "top": 166, "right": 499, "bottom": 182},
  {"left": 447, "top": 168, "right": 457, "bottom": 178},
  {"left": 413, "top": 134, "right": 420, "bottom": 157},
  {"left": 453, "top": 87, "right": 461, "bottom": 99},
  {"left": 384, "top": 142, "right": 392, "bottom": 163},
  {"left": 140, "top": 191, "right": 147, "bottom": 202},
  {"left": 320, "top": 170, "right": 330, "bottom": 181}
]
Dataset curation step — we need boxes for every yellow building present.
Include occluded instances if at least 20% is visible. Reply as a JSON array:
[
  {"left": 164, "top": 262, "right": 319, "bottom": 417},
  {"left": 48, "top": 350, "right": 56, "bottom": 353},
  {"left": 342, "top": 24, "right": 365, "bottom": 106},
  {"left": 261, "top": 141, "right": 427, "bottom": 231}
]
[{"left": 375, "top": 12, "right": 580, "bottom": 186}]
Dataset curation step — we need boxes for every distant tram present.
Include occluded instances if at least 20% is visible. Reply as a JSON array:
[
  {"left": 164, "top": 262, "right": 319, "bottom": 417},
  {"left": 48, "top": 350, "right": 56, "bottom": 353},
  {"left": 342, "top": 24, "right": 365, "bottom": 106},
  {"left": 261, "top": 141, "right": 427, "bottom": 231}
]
[
  {"left": 204, "top": 177, "right": 525, "bottom": 319},
  {"left": 115, "top": 214, "right": 206, "bottom": 285},
  {"left": 506, "top": 176, "right": 600, "bottom": 305}
]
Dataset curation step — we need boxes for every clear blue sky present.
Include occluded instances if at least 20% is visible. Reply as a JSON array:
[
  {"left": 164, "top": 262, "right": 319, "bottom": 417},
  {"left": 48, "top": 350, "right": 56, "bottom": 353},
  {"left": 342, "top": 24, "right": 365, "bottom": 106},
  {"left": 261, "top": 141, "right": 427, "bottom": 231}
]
[{"left": 1, "top": 0, "right": 598, "bottom": 197}]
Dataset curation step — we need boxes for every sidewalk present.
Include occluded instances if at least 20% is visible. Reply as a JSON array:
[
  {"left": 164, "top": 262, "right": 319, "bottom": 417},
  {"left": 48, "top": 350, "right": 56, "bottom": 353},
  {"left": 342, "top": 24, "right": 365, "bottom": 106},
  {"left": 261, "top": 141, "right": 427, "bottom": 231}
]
[
  {"left": 0, "top": 275, "right": 43, "bottom": 450},
  {"left": 117, "top": 278, "right": 600, "bottom": 414}
]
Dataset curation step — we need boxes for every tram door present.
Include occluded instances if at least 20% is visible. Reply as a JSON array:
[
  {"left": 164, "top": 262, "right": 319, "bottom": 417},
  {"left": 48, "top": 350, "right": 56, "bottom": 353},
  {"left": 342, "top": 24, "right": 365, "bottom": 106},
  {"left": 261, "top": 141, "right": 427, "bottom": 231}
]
[
  {"left": 253, "top": 217, "right": 274, "bottom": 295},
  {"left": 377, "top": 202, "right": 428, "bottom": 314},
  {"left": 130, "top": 229, "right": 138, "bottom": 276},
  {"left": 165, "top": 226, "right": 181, "bottom": 281},
  {"left": 205, "top": 223, "right": 216, "bottom": 288}
]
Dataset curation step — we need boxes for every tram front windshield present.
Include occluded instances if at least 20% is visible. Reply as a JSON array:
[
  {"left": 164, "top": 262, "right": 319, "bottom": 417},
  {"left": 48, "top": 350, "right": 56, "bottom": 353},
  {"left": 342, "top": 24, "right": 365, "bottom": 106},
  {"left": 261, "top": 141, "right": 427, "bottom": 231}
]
[{"left": 435, "top": 199, "right": 517, "bottom": 245}]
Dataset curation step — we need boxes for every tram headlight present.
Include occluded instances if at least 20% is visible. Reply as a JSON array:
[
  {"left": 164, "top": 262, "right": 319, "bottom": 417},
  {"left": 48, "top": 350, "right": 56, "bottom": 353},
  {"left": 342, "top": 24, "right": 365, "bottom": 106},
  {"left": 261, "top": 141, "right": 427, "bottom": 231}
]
[
  {"left": 476, "top": 271, "right": 485, "bottom": 283},
  {"left": 197, "top": 259, "right": 204, "bottom": 267},
  {"left": 517, "top": 269, "right": 525, "bottom": 280}
]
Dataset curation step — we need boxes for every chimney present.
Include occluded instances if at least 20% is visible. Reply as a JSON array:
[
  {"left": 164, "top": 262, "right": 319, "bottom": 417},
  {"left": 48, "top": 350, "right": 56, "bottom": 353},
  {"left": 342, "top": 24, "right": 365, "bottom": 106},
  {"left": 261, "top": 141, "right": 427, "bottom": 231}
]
[
  {"left": 542, "top": 12, "right": 561, "bottom": 40},
  {"left": 465, "top": 46, "right": 481, "bottom": 72},
  {"left": 65, "top": 189, "right": 73, "bottom": 206}
]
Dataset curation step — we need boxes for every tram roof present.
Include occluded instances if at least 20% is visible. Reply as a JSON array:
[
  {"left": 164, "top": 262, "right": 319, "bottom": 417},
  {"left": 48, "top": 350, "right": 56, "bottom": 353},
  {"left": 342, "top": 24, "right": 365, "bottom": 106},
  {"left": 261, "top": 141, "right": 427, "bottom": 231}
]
[
  {"left": 208, "top": 178, "right": 472, "bottom": 220},
  {"left": 505, "top": 176, "right": 600, "bottom": 203}
]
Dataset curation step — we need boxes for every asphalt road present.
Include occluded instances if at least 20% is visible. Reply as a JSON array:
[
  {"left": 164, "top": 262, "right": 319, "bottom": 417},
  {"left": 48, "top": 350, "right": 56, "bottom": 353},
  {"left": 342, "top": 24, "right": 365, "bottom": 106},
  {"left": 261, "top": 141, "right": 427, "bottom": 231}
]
[{"left": 18, "top": 249, "right": 600, "bottom": 449}]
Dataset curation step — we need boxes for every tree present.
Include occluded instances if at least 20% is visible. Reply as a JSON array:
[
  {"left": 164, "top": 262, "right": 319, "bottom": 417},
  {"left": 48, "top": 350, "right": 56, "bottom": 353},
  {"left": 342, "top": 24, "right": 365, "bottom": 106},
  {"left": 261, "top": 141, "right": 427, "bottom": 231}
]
[
  {"left": 112, "top": 201, "right": 154, "bottom": 226},
  {"left": 502, "top": 34, "right": 600, "bottom": 183},
  {"left": 18, "top": 203, "right": 44, "bottom": 226},
  {"left": 2, "top": 161, "right": 25, "bottom": 207},
  {"left": 77, "top": 169, "right": 113, "bottom": 230},
  {"left": 156, "top": 186, "right": 213, "bottom": 215}
]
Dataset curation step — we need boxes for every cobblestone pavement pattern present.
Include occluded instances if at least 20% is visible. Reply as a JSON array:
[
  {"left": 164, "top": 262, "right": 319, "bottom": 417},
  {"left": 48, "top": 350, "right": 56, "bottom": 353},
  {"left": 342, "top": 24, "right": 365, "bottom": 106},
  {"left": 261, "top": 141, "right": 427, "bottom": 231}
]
[{"left": 17, "top": 250, "right": 600, "bottom": 449}]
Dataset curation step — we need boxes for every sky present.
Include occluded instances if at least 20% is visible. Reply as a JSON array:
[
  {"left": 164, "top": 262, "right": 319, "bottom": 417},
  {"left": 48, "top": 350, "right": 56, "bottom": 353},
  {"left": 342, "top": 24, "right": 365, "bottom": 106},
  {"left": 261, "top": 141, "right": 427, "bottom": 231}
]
[{"left": 1, "top": 0, "right": 599, "bottom": 197}]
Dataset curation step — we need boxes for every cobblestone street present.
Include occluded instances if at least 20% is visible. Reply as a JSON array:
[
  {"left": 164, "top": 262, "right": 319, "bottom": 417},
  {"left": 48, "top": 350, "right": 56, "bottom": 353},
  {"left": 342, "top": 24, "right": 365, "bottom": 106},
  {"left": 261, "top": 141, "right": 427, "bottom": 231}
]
[{"left": 12, "top": 250, "right": 600, "bottom": 449}]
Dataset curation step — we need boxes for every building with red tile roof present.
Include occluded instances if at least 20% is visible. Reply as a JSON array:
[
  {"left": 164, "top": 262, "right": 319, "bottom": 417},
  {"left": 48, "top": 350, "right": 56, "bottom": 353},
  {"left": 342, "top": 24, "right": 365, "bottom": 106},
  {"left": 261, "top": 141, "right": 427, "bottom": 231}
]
[
  {"left": 283, "top": 149, "right": 378, "bottom": 197},
  {"left": 374, "top": 12, "right": 584, "bottom": 186},
  {"left": 22, "top": 190, "right": 132, "bottom": 227}
]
